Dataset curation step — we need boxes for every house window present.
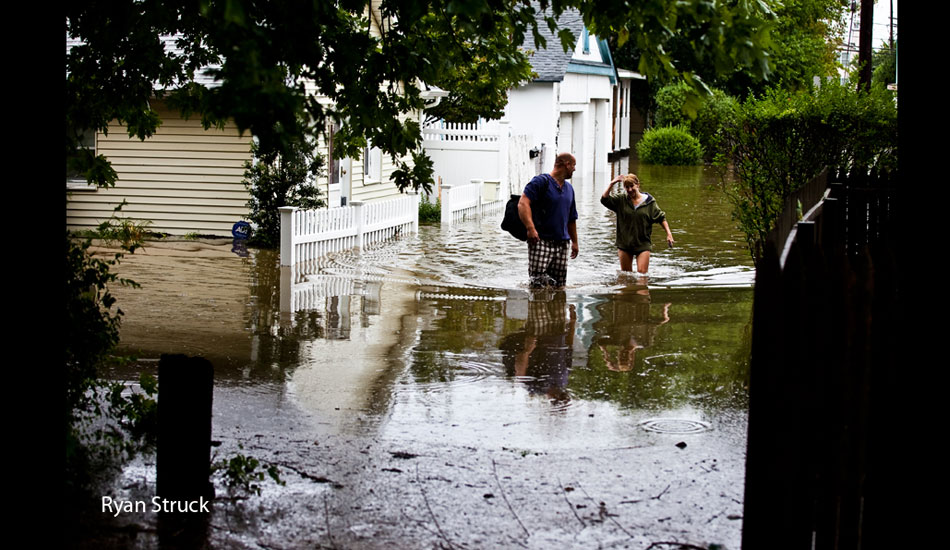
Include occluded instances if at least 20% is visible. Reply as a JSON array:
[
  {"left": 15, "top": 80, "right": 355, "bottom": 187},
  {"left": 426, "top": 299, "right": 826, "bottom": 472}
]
[
  {"left": 364, "top": 143, "right": 382, "bottom": 183},
  {"left": 66, "top": 128, "right": 97, "bottom": 190}
]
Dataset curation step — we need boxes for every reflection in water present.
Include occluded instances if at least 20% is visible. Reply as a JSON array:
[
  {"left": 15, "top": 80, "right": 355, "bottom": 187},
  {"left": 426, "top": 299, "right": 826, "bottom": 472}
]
[
  {"left": 109, "top": 163, "right": 753, "bottom": 450},
  {"left": 501, "top": 291, "right": 576, "bottom": 404},
  {"left": 594, "top": 281, "right": 670, "bottom": 372}
]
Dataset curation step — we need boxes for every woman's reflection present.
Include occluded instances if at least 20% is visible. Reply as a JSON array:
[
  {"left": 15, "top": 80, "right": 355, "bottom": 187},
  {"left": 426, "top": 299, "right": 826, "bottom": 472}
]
[{"left": 595, "top": 280, "right": 670, "bottom": 372}]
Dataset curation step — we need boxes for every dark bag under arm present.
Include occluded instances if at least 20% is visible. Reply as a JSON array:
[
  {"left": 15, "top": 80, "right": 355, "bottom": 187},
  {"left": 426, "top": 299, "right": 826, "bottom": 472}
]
[{"left": 501, "top": 194, "right": 527, "bottom": 241}]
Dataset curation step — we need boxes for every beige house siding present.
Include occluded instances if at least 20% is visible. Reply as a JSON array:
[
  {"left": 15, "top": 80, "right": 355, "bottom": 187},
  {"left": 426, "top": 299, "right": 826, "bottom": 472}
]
[
  {"left": 352, "top": 146, "right": 405, "bottom": 203},
  {"left": 66, "top": 101, "right": 253, "bottom": 237}
]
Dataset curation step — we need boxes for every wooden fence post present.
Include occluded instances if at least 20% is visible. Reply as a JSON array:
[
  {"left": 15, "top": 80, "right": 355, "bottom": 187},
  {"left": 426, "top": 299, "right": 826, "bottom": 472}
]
[{"left": 157, "top": 354, "right": 214, "bottom": 503}]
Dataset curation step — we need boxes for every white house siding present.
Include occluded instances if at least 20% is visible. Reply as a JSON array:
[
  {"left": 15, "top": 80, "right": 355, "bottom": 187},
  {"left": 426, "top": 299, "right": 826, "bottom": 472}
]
[
  {"left": 503, "top": 70, "right": 613, "bottom": 189},
  {"left": 503, "top": 83, "right": 559, "bottom": 171},
  {"left": 66, "top": 101, "right": 253, "bottom": 237},
  {"left": 559, "top": 72, "right": 611, "bottom": 189},
  {"left": 352, "top": 150, "right": 403, "bottom": 203}
]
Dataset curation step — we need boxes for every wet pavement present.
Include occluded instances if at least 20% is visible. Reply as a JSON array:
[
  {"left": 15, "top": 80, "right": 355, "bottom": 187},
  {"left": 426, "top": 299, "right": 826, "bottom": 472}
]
[{"left": 75, "top": 164, "right": 755, "bottom": 549}]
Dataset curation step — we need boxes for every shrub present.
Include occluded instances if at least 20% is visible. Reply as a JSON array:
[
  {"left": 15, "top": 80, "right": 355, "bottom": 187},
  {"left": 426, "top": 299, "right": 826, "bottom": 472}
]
[
  {"left": 243, "top": 134, "right": 325, "bottom": 248},
  {"left": 720, "top": 80, "right": 898, "bottom": 261},
  {"left": 692, "top": 89, "right": 739, "bottom": 163},
  {"left": 637, "top": 126, "right": 703, "bottom": 166},
  {"left": 653, "top": 82, "right": 694, "bottom": 128},
  {"left": 419, "top": 194, "right": 441, "bottom": 223},
  {"left": 654, "top": 82, "right": 740, "bottom": 163}
]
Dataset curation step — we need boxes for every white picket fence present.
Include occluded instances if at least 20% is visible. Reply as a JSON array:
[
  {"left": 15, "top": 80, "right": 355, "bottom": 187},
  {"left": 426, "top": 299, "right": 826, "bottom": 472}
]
[
  {"left": 440, "top": 179, "right": 506, "bottom": 224},
  {"left": 279, "top": 193, "right": 420, "bottom": 266}
]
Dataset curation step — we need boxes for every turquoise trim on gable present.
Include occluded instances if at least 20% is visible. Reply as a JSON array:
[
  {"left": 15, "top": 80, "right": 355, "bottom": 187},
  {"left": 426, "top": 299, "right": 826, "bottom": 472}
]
[
  {"left": 581, "top": 27, "right": 590, "bottom": 54},
  {"left": 566, "top": 61, "right": 617, "bottom": 83},
  {"left": 597, "top": 38, "right": 618, "bottom": 85}
]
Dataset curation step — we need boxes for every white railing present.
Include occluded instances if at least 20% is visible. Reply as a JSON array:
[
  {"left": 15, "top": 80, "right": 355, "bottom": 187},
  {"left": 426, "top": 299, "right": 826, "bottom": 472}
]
[
  {"left": 279, "top": 193, "right": 420, "bottom": 266},
  {"left": 440, "top": 179, "right": 506, "bottom": 225},
  {"left": 422, "top": 120, "right": 503, "bottom": 144}
]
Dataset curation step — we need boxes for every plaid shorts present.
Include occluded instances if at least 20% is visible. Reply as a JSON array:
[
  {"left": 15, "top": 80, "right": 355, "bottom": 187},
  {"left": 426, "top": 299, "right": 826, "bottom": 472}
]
[{"left": 528, "top": 239, "right": 570, "bottom": 288}]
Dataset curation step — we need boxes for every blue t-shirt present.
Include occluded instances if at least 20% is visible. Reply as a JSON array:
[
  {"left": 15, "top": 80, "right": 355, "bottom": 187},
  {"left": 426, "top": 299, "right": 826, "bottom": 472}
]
[{"left": 523, "top": 173, "right": 578, "bottom": 241}]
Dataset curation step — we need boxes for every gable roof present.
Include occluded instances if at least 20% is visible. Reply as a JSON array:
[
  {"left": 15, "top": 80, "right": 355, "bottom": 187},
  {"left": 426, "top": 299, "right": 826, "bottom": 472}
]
[
  {"left": 522, "top": 8, "right": 585, "bottom": 82},
  {"left": 521, "top": 5, "right": 616, "bottom": 84}
]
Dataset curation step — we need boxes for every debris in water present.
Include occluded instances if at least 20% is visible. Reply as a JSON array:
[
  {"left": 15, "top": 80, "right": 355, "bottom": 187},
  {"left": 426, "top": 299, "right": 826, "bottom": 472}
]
[
  {"left": 676, "top": 441, "right": 688, "bottom": 449},
  {"left": 390, "top": 451, "right": 419, "bottom": 459}
]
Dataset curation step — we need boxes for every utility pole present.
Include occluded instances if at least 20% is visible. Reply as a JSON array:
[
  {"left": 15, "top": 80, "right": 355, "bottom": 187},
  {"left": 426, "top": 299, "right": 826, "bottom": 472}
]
[
  {"left": 889, "top": 0, "right": 894, "bottom": 49},
  {"left": 857, "top": 0, "right": 873, "bottom": 91}
]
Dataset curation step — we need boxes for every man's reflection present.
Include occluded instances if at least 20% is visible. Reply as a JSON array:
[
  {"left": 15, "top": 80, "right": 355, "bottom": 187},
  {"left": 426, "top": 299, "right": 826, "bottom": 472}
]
[
  {"left": 500, "top": 290, "right": 576, "bottom": 403},
  {"left": 594, "top": 281, "right": 670, "bottom": 372}
]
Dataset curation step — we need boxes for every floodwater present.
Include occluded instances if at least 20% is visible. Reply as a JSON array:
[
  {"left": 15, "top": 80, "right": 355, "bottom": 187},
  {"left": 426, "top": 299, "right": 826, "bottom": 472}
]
[{"left": 101, "top": 162, "right": 755, "bottom": 548}]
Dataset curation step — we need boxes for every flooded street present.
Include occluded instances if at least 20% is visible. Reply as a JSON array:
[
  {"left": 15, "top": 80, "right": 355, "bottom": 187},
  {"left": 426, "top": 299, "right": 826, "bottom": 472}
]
[{"left": 98, "top": 163, "right": 755, "bottom": 549}]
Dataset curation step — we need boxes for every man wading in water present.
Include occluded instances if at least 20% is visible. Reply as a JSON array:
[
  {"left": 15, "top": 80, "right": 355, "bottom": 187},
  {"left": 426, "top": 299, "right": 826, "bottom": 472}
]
[{"left": 518, "top": 153, "right": 580, "bottom": 288}]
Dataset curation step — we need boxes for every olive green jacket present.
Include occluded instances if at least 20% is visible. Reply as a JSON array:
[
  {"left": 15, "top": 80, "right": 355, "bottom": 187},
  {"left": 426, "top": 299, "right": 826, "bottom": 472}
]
[{"left": 600, "top": 192, "right": 666, "bottom": 254}]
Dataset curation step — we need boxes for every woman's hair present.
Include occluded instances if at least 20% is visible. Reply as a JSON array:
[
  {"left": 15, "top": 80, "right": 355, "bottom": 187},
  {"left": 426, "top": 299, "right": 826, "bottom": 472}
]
[{"left": 622, "top": 174, "right": 640, "bottom": 187}]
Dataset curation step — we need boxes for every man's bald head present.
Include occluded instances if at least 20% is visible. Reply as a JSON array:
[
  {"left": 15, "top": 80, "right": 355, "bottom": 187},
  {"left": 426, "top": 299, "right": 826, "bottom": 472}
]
[
  {"left": 554, "top": 153, "right": 575, "bottom": 168},
  {"left": 551, "top": 153, "right": 576, "bottom": 183}
]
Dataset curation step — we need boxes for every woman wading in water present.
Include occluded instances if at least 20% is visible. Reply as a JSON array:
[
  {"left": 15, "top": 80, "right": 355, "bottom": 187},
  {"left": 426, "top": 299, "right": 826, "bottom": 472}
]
[{"left": 601, "top": 173, "right": 674, "bottom": 274}]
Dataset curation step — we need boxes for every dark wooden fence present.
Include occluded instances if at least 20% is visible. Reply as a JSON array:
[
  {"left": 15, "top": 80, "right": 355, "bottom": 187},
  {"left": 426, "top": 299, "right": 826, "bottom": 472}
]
[{"left": 742, "top": 167, "right": 900, "bottom": 549}]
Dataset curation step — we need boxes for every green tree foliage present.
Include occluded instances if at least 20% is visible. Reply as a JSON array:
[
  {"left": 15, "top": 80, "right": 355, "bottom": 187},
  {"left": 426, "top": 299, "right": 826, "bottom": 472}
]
[
  {"left": 611, "top": 0, "right": 845, "bottom": 102},
  {"left": 67, "top": 1, "right": 775, "bottom": 193},
  {"left": 243, "top": 135, "right": 326, "bottom": 248},
  {"left": 757, "top": 0, "right": 846, "bottom": 93},
  {"left": 871, "top": 40, "right": 897, "bottom": 91},
  {"left": 637, "top": 126, "right": 704, "bottom": 166},
  {"left": 653, "top": 82, "right": 693, "bottom": 128},
  {"left": 720, "top": 80, "right": 897, "bottom": 261}
]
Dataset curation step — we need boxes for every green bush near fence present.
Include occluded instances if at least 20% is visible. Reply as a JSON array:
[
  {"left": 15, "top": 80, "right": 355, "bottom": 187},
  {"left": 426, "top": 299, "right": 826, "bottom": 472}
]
[
  {"left": 719, "top": 80, "right": 898, "bottom": 262},
  {"left": 637, "top": 126, "right": 704, "bottom": 166},
  {"left": 419, "top": 194, "right": 441, "bottom": 224},
  {"left": 654, "top": 82, "right": 738, "bottom": 164},
  {"left": 692, "top": 89, "right": 739, "bottom": 163}
]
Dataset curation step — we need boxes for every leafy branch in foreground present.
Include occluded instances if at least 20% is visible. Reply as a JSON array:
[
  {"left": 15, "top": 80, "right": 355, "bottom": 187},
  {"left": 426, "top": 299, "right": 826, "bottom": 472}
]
[
  {"left": 66, "top": 203, "right": 158, "bottom": 490},
  {"left": 212, "top": 446, "right": 285, "bottom": 497}
]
